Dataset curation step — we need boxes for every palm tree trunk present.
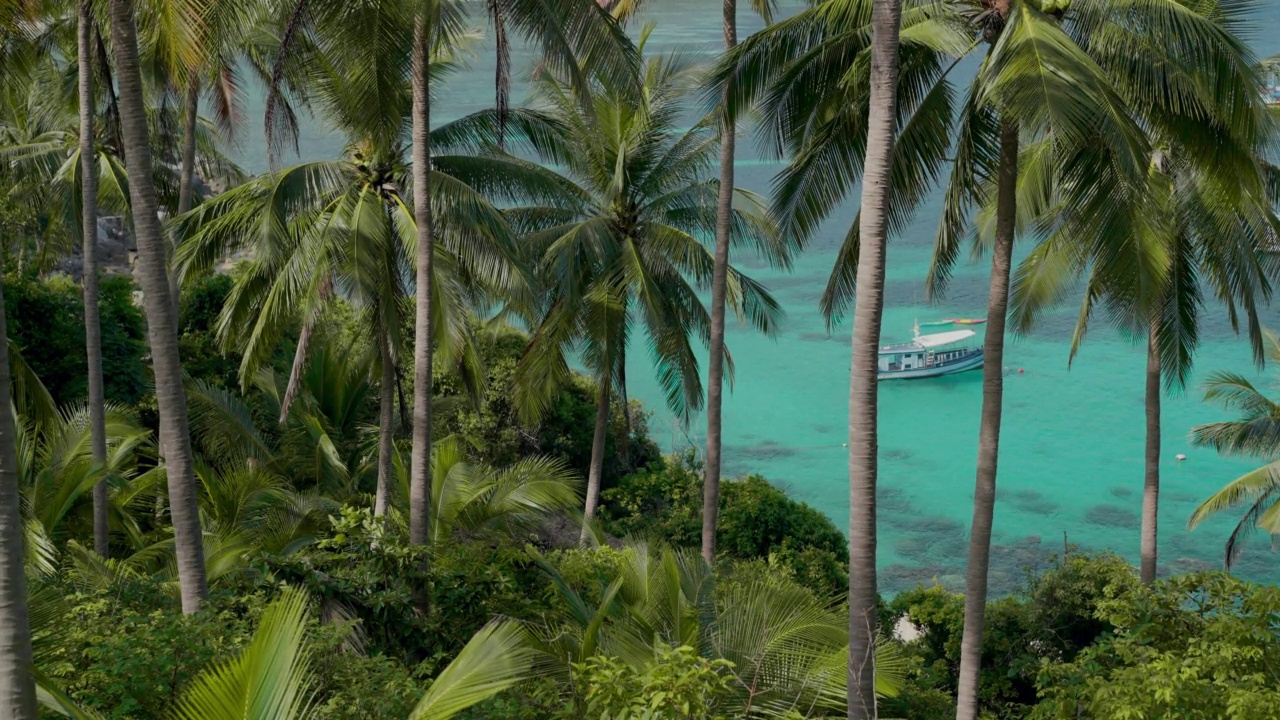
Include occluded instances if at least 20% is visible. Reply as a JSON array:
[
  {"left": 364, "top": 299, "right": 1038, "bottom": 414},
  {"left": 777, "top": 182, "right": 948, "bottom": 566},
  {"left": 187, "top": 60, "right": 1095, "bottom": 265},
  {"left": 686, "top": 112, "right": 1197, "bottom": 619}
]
[
  {"left": 954, "top": 118, "right": 1018, "bottom": 720},
  {"left": 375, "top": 325, "right": 395, "bottom": 517},
  {"left": 847, "top": 3, "right": 904, "bottom": 717},
  {"left": 170, "top": 78, "right": 199, "bottom": 323},
  {"left": 1140, "top": 328, "right": 1160, "bottom": 583},
  {"left": 0, "top": 275, "right": 38, "bottom": 720},
  {"left": 279, "top": 321, "right": 312, "bottom": 423},
  {"left": 80, "top": 0, "right": 110, "bottom": 558},
  {"left": 580, "top": 374, "right": 611, "bottom": 545},
  {"left": 177, "top": 78, "right": 199, "bottom": 216},
  {"left": 701, "top": 0, "right": 738, "bottom": 567},
  {"left": 109, "top": 0, "right": 208, "bottom": 613},
  {"left": 409, "top": 16, "right": 435, "bottom": 547},
  {"left": 489, "top": 0, "right": 510, "bottom": 152}
]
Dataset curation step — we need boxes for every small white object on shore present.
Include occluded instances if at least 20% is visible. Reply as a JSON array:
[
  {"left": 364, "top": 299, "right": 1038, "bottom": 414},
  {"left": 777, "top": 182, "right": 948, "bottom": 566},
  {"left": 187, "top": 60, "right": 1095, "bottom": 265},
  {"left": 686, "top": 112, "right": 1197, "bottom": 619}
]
[
  {"left": 1175, "top": 453, "right": 1187, "bottom": 462},
  {"left": 894, "top": 616, "right": 924, "bottom": 643}
]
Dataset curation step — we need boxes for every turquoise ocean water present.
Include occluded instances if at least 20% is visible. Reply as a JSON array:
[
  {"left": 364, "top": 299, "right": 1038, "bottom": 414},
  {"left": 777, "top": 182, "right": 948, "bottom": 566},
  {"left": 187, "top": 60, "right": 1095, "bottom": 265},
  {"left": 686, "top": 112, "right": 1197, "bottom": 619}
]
[{"left": 234, "top": 1, "right": 1280, "bottom": 592}]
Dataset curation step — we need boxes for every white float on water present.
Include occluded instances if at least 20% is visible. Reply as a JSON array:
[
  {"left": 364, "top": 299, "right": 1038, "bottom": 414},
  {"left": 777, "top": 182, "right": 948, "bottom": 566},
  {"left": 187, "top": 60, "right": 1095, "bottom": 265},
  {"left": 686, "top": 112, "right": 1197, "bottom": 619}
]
[{"left": 1175, "top": 454, "right": 1187, "bottom": 461}]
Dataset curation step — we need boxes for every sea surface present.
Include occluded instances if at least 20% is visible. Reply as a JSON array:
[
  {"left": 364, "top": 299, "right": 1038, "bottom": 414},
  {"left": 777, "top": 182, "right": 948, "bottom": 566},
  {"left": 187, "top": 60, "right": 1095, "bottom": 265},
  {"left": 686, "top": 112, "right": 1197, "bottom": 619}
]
[{"left": 232, "top": 1, "right": 1280, "bottom": 593}]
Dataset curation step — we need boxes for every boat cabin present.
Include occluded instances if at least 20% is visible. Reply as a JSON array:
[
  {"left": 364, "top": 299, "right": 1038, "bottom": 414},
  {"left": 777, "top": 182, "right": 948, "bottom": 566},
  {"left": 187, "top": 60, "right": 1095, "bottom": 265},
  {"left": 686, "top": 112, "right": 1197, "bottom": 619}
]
[{"left": 878, "top": 328, "right": 984, "bottom": 379}]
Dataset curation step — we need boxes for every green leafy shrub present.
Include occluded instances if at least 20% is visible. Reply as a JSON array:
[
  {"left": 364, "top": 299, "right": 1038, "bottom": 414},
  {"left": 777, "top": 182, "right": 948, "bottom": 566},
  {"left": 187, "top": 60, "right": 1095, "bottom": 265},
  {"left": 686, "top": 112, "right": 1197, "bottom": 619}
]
[
  {"left": 260, "top": 508, "right": 550, "bottom": 669},
  {"left": 886, "top": 552, "right": 1138, "bottom": 720},
  {"left": 42, "top": 581, "right": 262, "bottom": 719},
  {"left": 4, "top": 272, "right": 147, "bottom": 405},
  {"left": 574, "top": 645, "right": 735, "bottom": 720},
  {"left": 435, "top": 325, "right": 660, "bottom": 485},
  {"left": 600, "top": 453, "right": 847, "bottom": 594},
  {"left": 1032, "top": 572, "right": 1280, "bottom": 720},
  {"left": 178, "top": 273, "right": 242, "bottom": 389}
]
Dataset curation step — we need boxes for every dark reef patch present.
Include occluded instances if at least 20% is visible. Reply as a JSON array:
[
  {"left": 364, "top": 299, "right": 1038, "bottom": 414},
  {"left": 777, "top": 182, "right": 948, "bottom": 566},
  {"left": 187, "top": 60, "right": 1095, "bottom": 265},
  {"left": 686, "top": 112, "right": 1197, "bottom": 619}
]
[
  {"left": 1109, "top": 486, "right": 1134, "bottom": 499},
  {"left": 736, "top": 440, "right": 798, "bottom": 461},
  {"left": 880, "top": 448, "right": 913, "bottom": 462},
  {"left": 1084, "top": 504, "right": 1140, "bottom": 529},
  {"left": 998, "top": 488, "right": 1060, "bottom": 516},
  {"left": 798, "top": 332, "right": 837, "bottom": 343},
  {"left": 884, "top": 513, "right": 964, "bottom": 536},
  {"left": 881, "top": 535, "right": 1054, "bottom": 597},
  {"left": 877, "top": 486, "right": 917, "bottom": 515}
]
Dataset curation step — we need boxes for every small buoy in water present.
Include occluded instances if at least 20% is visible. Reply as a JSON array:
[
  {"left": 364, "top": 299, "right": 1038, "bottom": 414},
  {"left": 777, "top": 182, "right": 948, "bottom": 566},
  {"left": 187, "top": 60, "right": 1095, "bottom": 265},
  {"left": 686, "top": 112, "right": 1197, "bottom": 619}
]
[
  {"left": 842, "top": 443, "right": 848, "bottom": 448},
  {"left": 1176, "top": 453, "right": 1187, "bottom": 462},
  {"left": 1018, "top": 368, "right": 1024, "bottom": 374}
]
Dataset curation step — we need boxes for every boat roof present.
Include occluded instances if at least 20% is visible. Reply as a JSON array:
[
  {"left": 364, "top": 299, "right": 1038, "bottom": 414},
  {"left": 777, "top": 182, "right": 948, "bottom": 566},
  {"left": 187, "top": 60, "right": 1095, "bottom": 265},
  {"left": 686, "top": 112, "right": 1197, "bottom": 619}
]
[
  {"left": 915, "top": 329, "right": 976, "bottom": 348},
  {"left": 880, "top": 329, "right": 976, "bottom": 352}
]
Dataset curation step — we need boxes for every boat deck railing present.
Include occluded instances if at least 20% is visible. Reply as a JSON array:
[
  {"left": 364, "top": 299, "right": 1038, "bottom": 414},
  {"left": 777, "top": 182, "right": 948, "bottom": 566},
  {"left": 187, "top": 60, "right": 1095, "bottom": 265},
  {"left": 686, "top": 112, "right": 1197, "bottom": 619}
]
[{"left": 879, "top": 341, "right": 924, "bottom": 352}]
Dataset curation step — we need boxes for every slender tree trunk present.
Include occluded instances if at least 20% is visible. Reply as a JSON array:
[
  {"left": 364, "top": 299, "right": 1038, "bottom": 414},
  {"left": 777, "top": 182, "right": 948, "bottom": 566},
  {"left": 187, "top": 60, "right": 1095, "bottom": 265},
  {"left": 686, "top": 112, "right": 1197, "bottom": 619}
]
[
  {"left": 110, "top": 0, "right": 208, "bottom": 613},
  {"left": 177, "top": 79, "right": 199, "bottom": 216},
  {"left": 0, "top": 276, "right": 38, "bottom": 720},
  {"left": 1140, "top": 328, "right": 1160, "bottom": 584},
  {"left": 409, "top": 16, "right": 435, "bottom": 547},
  {"left": 955, "top": 118, "right": 1018, "bottom": 720},
  {"left": 279, "top": 321, "right": 312, "bottom": 423},
  {"left": 701, "top": 0, "right": 738, "bottom": 567},
  {"left": 375, "top": 326, "right": 395, "bottom": 517},
  {"left": 80, "top": 0, "right": 110, "bottom": 559},
  {"left": 490, "top": 0, "right": 509, "bottom": 151},
  {"left": 847, "top": 2, "right": 904, "bottom": 717},
  {"left": 580, "top": 374, "right": 611, "bottom": 545},
  {"left": 169, "top": 78, "right": 199, "bottom": 323}
]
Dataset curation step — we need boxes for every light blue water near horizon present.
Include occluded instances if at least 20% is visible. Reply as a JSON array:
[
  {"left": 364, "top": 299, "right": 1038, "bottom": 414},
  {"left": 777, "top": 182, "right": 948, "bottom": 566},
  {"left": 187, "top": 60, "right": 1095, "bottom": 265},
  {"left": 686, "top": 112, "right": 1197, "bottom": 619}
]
[{"left": 232, "top": 1, "right": 1280, "bottom": 592}]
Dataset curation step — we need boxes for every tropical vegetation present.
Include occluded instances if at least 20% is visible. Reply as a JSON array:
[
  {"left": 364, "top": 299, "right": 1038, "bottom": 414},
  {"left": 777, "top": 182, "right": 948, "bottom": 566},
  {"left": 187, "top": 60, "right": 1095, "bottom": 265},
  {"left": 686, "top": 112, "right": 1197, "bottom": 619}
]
[{"left": 1, "top": 0, "right": 1279, "bottom": 719}]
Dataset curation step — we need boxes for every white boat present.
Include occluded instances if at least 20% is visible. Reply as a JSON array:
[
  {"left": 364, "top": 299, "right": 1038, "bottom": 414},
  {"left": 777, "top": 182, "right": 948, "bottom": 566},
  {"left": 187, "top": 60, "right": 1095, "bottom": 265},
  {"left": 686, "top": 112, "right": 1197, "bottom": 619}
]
[{"left": 878, "top": 324, "right": 984, "bottom": 380}]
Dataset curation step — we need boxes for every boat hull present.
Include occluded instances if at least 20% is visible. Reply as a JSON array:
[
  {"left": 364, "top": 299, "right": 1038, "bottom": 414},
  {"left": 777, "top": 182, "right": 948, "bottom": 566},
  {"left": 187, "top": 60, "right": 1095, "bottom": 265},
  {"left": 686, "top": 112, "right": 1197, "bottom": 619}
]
[{"left": 878, "top": 351, "right": 984, "bottom": 380}]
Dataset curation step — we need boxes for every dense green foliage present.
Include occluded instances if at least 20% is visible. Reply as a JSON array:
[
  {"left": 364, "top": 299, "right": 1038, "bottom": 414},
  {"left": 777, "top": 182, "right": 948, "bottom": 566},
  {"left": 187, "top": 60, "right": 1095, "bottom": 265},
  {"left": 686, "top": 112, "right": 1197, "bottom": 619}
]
[
  {"left": 4, "top": 272, "right": 147, "bottom": 404},
  {"left": 1033, "top": 574, "right": 1280, "bottom": 720},
  {"left": 2, "top": 0, "right": 1279, "bottom": 717},
  {"left": 600, "top": 452, "right": 847, "bottom": 595}
]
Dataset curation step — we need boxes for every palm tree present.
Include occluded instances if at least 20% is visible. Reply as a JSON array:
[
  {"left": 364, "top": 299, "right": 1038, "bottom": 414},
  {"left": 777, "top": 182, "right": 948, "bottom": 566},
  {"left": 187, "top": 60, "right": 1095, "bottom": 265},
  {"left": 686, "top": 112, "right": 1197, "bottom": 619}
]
[
  {"left": 175, "top": 121, "right": 537, "bottom": 521},
  {"left": 713, "top": 2, "right": 1148, "bottom": 717},
  {"left": 702, "top": 0, "right": 780, "bottom": 567},
  {"left": 0, "top": 0, "right": 39, "bottom": 683},
  {"left": 250, "top": 0, "right": 631, "bottom": 546},
  {"left": 108, "top": 0, "right": 208, "bottom": 613},
  {"left": 1010, "top": 0, "right": 1277, "bottom": 586},
  {"left": 77, "top": 0, "right": 109, "bottom": 558},
  {"left": 408, "top": 4, "right": 436, "bottom": 547},
  {"left": 0, "top": 257, "right": 38, "bottom": 720},
  {"left": 409, "top": 0, "right": 637, "bottom": 548},
  {"left": 1188, "top": 335, "right": 1280, "bottom": 569},
  {"left": 844, "top": 3, "right": 903, "bottom": 716},
  {"left": 511, "top": 39, "right": 782, "bottom": 544}
]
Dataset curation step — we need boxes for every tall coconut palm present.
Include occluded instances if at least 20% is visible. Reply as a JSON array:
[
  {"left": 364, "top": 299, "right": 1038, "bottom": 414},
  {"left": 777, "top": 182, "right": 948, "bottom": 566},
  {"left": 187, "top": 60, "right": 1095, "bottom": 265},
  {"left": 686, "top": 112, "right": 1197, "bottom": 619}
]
[
  {"left": 409, "top": 3, "right": 436, "bottom": 546},
  {"left": 0, "top": 257, "right": 37, "bottom": 720},
  {"left": 713, "top": 2, "right": 1147, "bottom": 717},
  {"left": 0, "top": 0, "right": 39, "bottom": 684},
  {"left": 701, "top": 0, "right": 779, "bottom": 566},
  {"left": 254, "top": 0, "right": 632, "bottom": 545},
  {"left": 845, "top": 2, "right": 903, "bottom": 716},
  {"left": 175, "top": 58, "right": 542, "bottom": 521},
  {"left": 929, "top": 6, "right": 1149, "bottom": 717},
  {"left": 510, "top": 39, "right": 783, "bottom": 544},
  {"left": 77, "top": 0, "right": 109, "bottom": 557},
  {"left": 1189, "top": 333, "right": 1280, "bottom": 569},
  {"left": 1010, "top": 0, "right": 1277, "bottom": 587},
  {"left": 408, "top": 0, "right": 636, "bottom": 547},
  {"left": 109, "top": 0, "right": 208, "bottom": 613}
]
